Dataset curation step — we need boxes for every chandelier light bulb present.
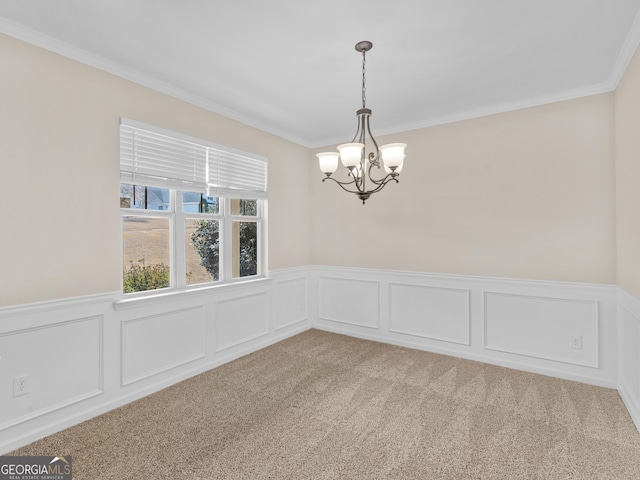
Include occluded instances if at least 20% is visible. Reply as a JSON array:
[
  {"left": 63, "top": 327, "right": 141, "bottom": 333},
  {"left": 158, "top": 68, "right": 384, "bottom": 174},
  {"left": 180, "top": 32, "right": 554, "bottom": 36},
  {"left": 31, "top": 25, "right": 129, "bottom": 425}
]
[
  {"left": 350, "top": 163, "right": 363, "bottom": 179},
  {"left": 384, "top": 157, "right": 405, "bottom": 174},
  {"left": 317, "top": 152, "right": 339, "bottom": 175},
  {"left": 337, "top": 143, "right": 364, "bottom": 168},
  {"left": 379, "top": 143, "right": 407, "bottom": 169}
]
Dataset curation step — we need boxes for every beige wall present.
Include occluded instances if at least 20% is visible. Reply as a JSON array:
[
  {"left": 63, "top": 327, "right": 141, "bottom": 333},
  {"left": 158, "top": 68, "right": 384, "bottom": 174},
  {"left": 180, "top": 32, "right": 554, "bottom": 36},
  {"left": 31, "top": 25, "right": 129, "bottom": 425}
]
[
  {"left": 1, "top": 30, "right": 629, "bottom": 307},
  {"left": 0, "top": 34, "right": 311, "bottom": 307},
  {"left": 615, "top": 46, "right": 640, "bottom": 298},
  {"left": 311, "top": 94, "right": 617, "bottom": 284}
]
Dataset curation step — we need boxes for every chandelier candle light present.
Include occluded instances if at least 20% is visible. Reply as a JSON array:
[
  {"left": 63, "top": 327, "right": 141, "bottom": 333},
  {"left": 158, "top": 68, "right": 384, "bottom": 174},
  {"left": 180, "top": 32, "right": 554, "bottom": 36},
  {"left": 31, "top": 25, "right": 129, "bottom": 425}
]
[{"left": 317, "top": 41, "right": 406, "bottom": 204}]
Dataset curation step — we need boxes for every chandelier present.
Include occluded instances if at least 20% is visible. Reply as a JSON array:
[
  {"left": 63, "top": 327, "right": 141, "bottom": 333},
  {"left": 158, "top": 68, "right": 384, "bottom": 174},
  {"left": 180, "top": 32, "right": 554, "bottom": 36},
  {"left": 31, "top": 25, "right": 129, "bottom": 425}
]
[{"left": 317, "top": 41, "right": 406, "bottom": 204}]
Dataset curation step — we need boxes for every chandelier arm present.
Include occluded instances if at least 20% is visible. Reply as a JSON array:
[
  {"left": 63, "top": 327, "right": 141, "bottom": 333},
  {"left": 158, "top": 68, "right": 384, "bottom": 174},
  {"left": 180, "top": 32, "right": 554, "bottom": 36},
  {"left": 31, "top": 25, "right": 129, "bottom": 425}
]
[
  {"left": 360, "top": 160, "right": 367, "bottom": 195},
  {"left": 363, "top": 176, "right": 399, "bottom": 195},
  {"left": 322, "top": 176, "right": 356, "bottom": 187},
  {"left": 321, "top": 170, "right": 398, "bottom": 198},
  {"left": 368, "top": 172, "right": 399, "bottom": 186},
  {"left": 365, "top": 159, "right": 379, "bottom": 187},
  {"left": 351, "top": 116, "right": 363, "bottom": 143},
  {"left": 351, "top": 160, "right": 365, "bottom": 192},
  {"left": 354, "top": 108, "right": 369, "bottom": 144},
  {"left": 359, "top": 112, "right": 370, "bottom": 194},
  {"left": 322, "top": 176, "right": 364, "bottom": 195},
  {"left": 324, "top": 174, "right": 396, "bottom": 202},
  {"left": 365, "top": 118, "right": 380, "bottom": 166},
  {"left": 364, "top": 159, "right": 398, "bottom": 186}
]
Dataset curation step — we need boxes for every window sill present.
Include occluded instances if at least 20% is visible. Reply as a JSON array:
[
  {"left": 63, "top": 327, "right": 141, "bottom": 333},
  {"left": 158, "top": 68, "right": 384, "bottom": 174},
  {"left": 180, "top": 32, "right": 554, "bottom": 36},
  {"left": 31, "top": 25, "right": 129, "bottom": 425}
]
[{"left": 113, "top": 276, "right": 271, "bottom": 311}]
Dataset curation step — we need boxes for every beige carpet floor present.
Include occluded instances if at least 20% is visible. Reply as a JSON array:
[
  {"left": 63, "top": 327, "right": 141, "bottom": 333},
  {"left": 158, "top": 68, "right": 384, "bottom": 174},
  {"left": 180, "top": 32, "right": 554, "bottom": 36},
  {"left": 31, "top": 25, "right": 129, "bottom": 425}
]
[{"left": 11, "top": 329, "right": 640, "bottom": 479}]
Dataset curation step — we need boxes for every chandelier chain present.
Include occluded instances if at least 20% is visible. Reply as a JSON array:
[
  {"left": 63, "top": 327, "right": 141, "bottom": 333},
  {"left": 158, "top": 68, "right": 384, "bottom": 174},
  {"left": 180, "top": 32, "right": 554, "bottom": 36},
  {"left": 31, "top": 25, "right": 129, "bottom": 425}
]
[{"left": 361, "top": 49, "right": 367, "bottom": 108}]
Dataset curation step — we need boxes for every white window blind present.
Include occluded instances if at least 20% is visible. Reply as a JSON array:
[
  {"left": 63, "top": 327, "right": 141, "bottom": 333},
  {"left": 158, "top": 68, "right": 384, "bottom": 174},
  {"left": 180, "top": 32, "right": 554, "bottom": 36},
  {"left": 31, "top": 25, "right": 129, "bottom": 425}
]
[
  {"left": 120, "top": 121, "right": 208, "bottom": 193},
  {"left": 120, "top": 118, "right": 267, "bottom": 199},
  {"left": 208, "top": 148, "right": 268, "bottom": 199}
]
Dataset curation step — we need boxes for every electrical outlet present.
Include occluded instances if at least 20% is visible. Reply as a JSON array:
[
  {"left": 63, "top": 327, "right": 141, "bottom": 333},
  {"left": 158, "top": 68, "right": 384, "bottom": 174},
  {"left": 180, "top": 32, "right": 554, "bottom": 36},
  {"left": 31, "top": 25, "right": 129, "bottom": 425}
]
[
  {"left": 13, "top": 374, "right": 29, "bottom": 397},
  {"left": 298, "top": 299, "right": 306, "bottom": 314},
  {"left": 570, "top": 336, "right": 582, "bottom": 350}
]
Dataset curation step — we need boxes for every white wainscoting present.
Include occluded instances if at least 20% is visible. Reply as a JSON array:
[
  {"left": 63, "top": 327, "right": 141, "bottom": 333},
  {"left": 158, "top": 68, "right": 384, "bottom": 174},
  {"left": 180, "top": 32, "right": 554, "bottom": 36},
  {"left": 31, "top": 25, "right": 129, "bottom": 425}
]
[
  {"left": 0, "top": 268, "right": 311, "bottom": 454},
  {"left": 389, "top": 283, "right": 470, "bottom": 345},
  {"left": 484, "top": 293, "right": 598, "bottom": 368},
  {"left": 618, "top": 288, "right": 640, "bottom": 431},
  {"left": 2, "top": 265, "right": 638, "bottom": 453},
  {"left": 121, "top": 306, "right": 207, "bottom": 385},
  {"left": 273, "top": 276, "right": 308, "bottom": 330},
  {"left": 215, "top": 291, "right": 269, "bottom": 352},
  {"left": 0, "top": 314, "right": 103, "bottom": 431},
  {"left": 310, "top": 266, "right": 618, "bottom": 389},
  {"left": 318, "top": 276, "right": 380, "bottom": 329}
]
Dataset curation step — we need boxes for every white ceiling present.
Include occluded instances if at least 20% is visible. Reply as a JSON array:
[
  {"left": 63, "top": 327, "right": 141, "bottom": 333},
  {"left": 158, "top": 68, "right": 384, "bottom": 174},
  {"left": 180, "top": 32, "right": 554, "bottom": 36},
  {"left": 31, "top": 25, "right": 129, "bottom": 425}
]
[{"left": 1, "top": 1, "right": 640, "bottom": 147}]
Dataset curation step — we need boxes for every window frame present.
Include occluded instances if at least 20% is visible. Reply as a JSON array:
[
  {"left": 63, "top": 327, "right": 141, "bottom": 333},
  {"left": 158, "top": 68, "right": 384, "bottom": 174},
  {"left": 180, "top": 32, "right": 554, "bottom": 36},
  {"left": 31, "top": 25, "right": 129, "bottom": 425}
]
[
  {"left": 120, "top": 188, "right": 264, "bottom": 299},
  {"left": 225, "top": 199, "right": 262, "bottom": 281}
]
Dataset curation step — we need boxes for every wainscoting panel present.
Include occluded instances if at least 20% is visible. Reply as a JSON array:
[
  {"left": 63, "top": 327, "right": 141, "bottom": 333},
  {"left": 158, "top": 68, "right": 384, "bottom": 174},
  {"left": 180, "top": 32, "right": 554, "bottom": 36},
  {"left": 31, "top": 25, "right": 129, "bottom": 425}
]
[
  {"left": 121, "top": 306, "right": 206, "bottom": 386},
  {"left": 389, "top": 283, "right": 470, "bottom": 345},
  {"left": 318, "top": 277, "right": 379, "bottom": 329},
  {"left": 618, "top": 288, "right": 640, "bottom": 431},
  {"left": 484, "top": 293, "right": 598, "bottom": 367},
  {"left": 619, "top": 307, "right": 640, "bottom": 395},
  {"left": 0, "top": 273, "right": 312, "bottom": 454},
  {"left": 0, "top": 315, "right": 103, "bottom": 430},
  {"left": 311, "top": 266, "right": 616, "bottom": 389},
  {"left": 274, "top": 277, "right": 307, "bottom": 330},
  {"left": 216, "top": 292, "right": 269, "bottom": 352}
]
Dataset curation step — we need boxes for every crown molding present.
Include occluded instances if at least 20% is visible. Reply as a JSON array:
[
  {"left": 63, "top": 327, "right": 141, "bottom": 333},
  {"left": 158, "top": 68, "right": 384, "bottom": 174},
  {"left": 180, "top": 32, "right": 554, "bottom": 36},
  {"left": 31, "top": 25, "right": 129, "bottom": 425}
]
[
  {"left": 3, "top": 11, "right": 638, "bottom": 151},
  {"left": 606, "top": 5, "right": 640, "bottom": 89},
  {"left": 0, "top": 17, "right": 313, "bottom": 148},
  {"left": 310, "top": 82, "right": 613, "bottom": 148},
  {"left": 310, "top": 8, "right": 640, "bottom": 149}
]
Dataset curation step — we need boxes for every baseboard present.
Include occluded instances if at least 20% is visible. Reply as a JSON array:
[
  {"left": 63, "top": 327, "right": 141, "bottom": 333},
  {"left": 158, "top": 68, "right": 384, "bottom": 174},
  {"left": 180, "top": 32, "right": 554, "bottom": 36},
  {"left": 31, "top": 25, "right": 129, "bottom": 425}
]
[
  {"left": 618, "top": 381, "right": 640, "bottom": 432},
  {"left": 312, "top": 324, "right": 617, "bottom": 389}
]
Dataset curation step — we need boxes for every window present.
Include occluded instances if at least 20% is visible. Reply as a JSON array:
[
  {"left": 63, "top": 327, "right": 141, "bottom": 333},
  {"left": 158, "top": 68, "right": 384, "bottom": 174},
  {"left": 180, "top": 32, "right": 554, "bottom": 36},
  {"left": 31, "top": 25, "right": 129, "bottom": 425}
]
[
  {"left": 119, "top": 119, "right": 266, "bottom": 296},
  {"left": 230, "top": 199, "right": 259, "bottom": 278},
  {"left": 184, "top": 193, "right": 220, "bottom": 285}
]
